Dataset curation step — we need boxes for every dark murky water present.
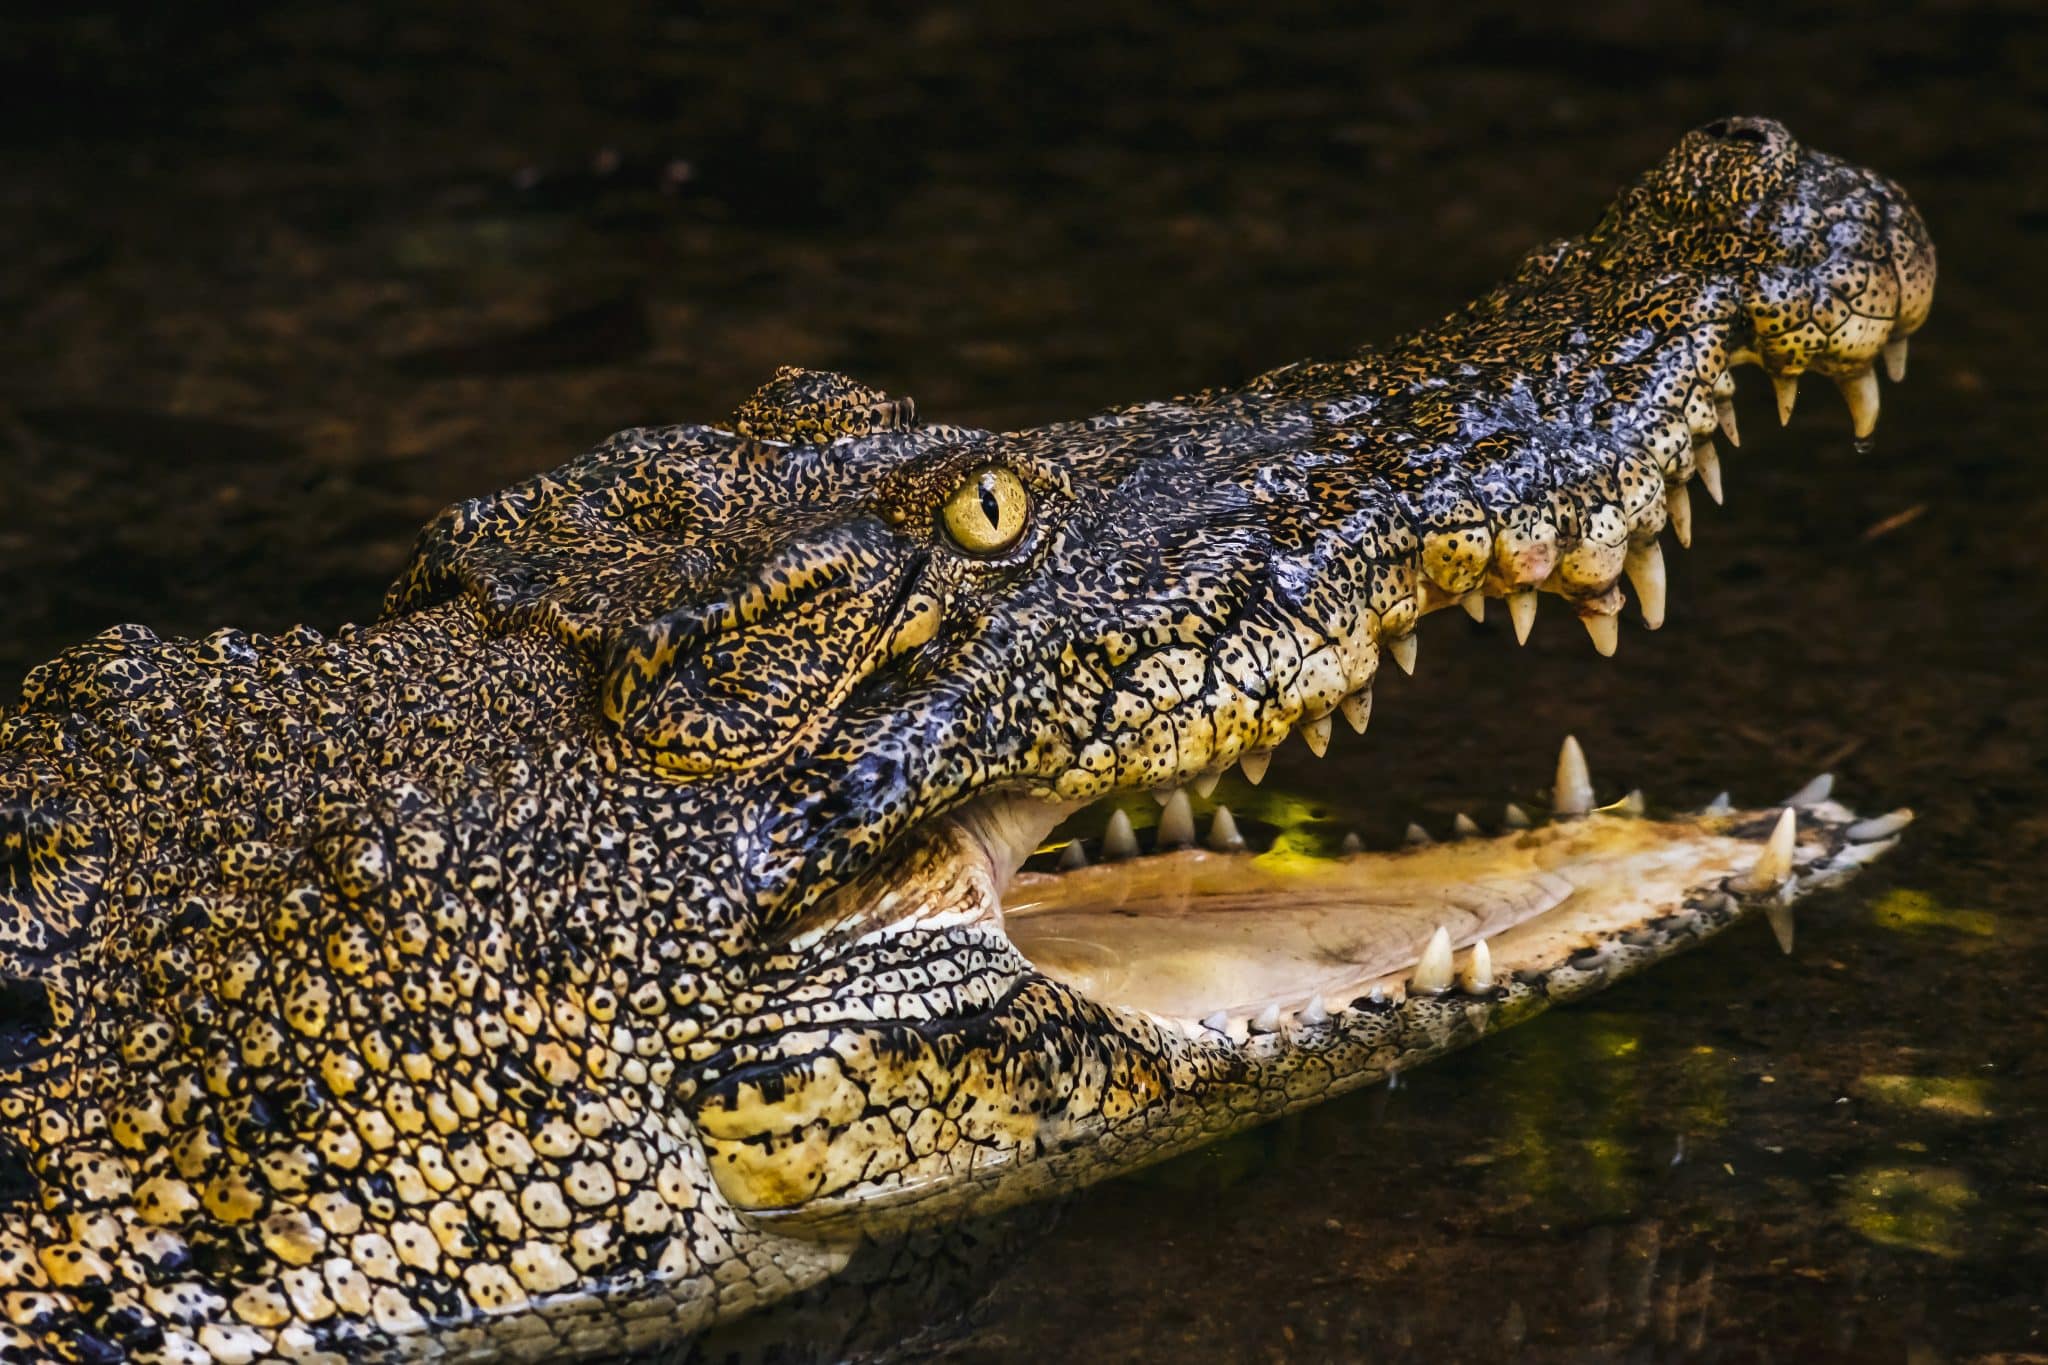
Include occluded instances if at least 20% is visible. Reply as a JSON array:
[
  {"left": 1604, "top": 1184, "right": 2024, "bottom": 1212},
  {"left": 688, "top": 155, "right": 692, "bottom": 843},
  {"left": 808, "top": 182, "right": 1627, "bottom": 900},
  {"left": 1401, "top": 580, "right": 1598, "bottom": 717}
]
[{"left": 4, "top": 3, "right": 2044, "bottom": 1359}]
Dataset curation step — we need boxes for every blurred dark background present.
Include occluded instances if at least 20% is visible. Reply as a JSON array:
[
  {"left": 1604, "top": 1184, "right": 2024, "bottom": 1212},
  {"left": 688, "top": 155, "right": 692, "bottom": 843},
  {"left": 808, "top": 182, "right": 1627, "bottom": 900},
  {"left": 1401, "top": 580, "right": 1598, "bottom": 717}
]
[{"left": 3, "top": 2, "right": 2045, "bottom": 1360}]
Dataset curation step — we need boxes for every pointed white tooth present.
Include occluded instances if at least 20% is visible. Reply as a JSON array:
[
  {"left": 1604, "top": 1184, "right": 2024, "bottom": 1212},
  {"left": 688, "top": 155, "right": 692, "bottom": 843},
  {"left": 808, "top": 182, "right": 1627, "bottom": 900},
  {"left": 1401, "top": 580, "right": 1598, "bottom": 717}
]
[
  {"left": 1251, "top": 1003, "right": 1282, "bottom": 1034},
  {"left": 1194, "top": 770, "right": 1222, "bottom": 799},
  {"left": 1411, "top": 926, "right": 1455, "bottom": 995},
  {"left": 1731, "top": 808, "right": 1797, "bottom": 893},
  {"left": 1340, "top": 690, "right": 1373, "bottom": 734},
  {"left": 1695, "top": 440, "right": 1725, "bottom": 505},
  {"left": 1508, "top": 589, "right": 1538, "bottom": 645},
  {"left": 1102, "top": 808, "right": 1138, "bottom": 859},
  {"left": 1340, "top": 831, "right": 1364, "bottom": 854},
  {"left": 1766, "top": 903, "right": 1796, "bottom": 954},
  {"left": 1784, "top": 773, "right": 1834, "bottom": 808},
  {"left": 1239, "top": 749, "right": 1272, "bottom": 786},
  {"left": 1704, "top": 791, "right": 1733, "bottom": 815},
  {"left": 1057, "top": 840, "right": 1088, "bottom": 870},
  {"left": 1452, "top": 812, "right": 1481, "bottom": 838},
  {"left": 1554, "top": 735, "right": 1594, "bottom": 816},
  {"left": 1157, "top": 790, "right": 1196, "bottom": 848},
  {"left": 1580, "top": 612, "right": 1618, "bottom": 657},
  {"left": 1201, "top": 1011, "right": 1228, "bottom": 1034},
  {"left": 1620, "top": 789, "right": 1646, "bottom": 816},
  {"left": 1882, "top": 336, "right": 1909, "bottom": 383},
  {"left": 1847, "top": 808, "right": 1914, "bottom": 842},
  {"left": 1716, "top": 395, "right": 1741, "bottom": 448},
  {"left": 1207, "top": 804, "right": 1246, "bottom": 852},
  {"left": 1405, "top": 822, "right": 1433, "bottom": 846},
  {"left": 1840, "top": 369, "right": 1880, "bottom": 439},
  {"left": 1300, "top": 994, "right": 1329, "bottom": 1026},
  {"left": 1152, "top": 786, "right": 1175, "bottom": 805},
  {"left": 1771, "top": 372, "right": 1800, "bottom": 426},
  {"left": 1503, "top": 802, "right": 1532, "bottom": 829},
  {"left": 1460, "top": 937, "right": 1495, "bottom": 993},
  {"left": 1667, "top": 482, "right": 1693, "bottom": 548},
  {"left": 1461, "top": 592, "right": 1486, "bottom": 623},
  {"left": 1390, "top": 633, "right": 1418, "bottom": 675},
  {"left": 1301, "top": 713, "right": 1333, "bottom": 758},
  {"left": 1624, "top": 540, "right": 1667, "bottom": 631}
]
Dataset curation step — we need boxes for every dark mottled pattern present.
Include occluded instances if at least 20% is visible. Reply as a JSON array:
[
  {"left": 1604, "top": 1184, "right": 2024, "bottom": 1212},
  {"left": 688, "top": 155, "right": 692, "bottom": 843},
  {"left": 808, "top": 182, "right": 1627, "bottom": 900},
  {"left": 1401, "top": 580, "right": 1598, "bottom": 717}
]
[{"left": 0, "top": 119, "right": 1930, "bottom": 1362}]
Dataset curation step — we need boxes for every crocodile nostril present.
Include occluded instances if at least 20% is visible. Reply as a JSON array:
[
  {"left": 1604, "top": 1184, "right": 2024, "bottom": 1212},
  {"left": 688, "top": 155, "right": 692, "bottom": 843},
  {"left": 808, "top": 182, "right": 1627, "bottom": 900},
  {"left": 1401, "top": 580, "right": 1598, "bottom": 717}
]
[
  {"left": 1702, "top": 118, "right": 1769, "bottom": 145},
  {"left": 0, "top": 977, "right": 57, "bottom": 1068}
]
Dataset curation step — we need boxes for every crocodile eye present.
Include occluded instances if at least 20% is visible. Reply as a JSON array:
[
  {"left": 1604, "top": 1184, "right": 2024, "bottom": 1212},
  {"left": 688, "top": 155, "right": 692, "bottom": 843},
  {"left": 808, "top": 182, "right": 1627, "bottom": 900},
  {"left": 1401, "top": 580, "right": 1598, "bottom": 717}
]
[{"left": 939, "top": 466, "right": 1030, "bottom": 556}]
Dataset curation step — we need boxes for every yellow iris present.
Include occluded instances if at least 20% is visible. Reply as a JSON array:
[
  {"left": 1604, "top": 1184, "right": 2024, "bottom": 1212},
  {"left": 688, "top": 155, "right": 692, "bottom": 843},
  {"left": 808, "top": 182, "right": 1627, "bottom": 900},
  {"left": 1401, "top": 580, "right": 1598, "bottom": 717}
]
[{"left": 940, "top": 466, "right": 1030, "bottom": 555}]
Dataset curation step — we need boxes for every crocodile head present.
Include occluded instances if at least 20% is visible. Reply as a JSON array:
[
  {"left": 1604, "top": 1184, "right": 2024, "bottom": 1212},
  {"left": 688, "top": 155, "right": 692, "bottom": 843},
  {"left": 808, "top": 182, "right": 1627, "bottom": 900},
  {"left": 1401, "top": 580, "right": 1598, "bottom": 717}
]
[{"left": 0, "top": 117, "right": 1931, "bottom": 1361}]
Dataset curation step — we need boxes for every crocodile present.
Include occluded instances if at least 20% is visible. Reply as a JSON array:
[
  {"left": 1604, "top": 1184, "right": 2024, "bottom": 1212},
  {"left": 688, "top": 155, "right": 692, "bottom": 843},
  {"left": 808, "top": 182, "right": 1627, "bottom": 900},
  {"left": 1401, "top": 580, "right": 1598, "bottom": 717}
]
[{"left": 0, "top": 116, "right": 1933, "bottom": 1363}]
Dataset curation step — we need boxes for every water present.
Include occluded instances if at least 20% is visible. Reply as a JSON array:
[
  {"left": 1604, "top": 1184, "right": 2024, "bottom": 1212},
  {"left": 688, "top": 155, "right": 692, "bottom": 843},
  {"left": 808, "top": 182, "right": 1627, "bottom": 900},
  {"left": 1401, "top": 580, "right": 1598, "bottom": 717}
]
[{"left": 3, "top": 3, "right": 2044, "bottom": 1359}]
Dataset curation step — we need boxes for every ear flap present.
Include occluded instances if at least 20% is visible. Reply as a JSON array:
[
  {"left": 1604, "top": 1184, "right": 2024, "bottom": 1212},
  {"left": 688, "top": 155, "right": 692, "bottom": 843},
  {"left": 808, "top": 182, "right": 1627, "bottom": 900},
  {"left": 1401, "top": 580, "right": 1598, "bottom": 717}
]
[{"left": 602, "top": 521, "right": 915, "bottom": 776}]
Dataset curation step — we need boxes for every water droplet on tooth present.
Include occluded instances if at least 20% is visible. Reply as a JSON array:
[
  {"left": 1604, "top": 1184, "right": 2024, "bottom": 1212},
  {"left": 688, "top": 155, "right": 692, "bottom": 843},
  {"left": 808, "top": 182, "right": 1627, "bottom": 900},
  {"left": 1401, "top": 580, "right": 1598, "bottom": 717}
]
[
  {"left": 1508, "top": 590, "right": 1538, "bottom": 645},
  {"left": 1239, "top": 750, "right": 1271, "bottom": 786},
  {"left": 1412, "top": 926, "right": 1455, "bottom": 994},
  {"left": 1839, "top": 369, "right": 1880, "bottom": 439},
  {"left": 1390, "top": 634, "right": 1418, "bottom": 675},
  {"left": 1340, "top": 690, "right": 1373, "bottom": 734},
  {"left": 1405, "top": 822, "right": 1433, "bottom": 845},
  {"left": 1207, "top": 804, "right": 1246, "bottom": 852},
  {"left": 1554, "top": 735, "right": 1594, "bottom": 816},
  {"left": 1461, "top": 593, "right": 1486, "bottom": 623},
  {"left": 1624, "top": 540, "right": 1667, "bottom": 631},
  {"left": 1194, "top": 770, "right": 1222, "bottom": 799},
  {"left": 1251, "top": 1003, "right": 1282, "bottom": 1034},
  {"left": 1717, "top": 395, "right": 1741, "bottom": 448},
  {"left": 1102, "top": 808, "right": 1139, "bottom": 859},
  {"left": 1057, "top": 840, "right": 1088, "bottom": 870},
  {"left": 1460, "top": 938, "right": 1494, "bottom": 993},
  {"left": 1847, "top": 808, "right": 1914, "bottom": 842},
  {"left": 1784, "top": 773, "right": 1834, "bottom": 807},
  {"left": 1453, "top": 812, "right": 1481, "bottom": 838},
  {"left": 1503, "top": 802, "right": 1532, "bottom": 829},
  {"left": 1772, "top": 372, "right": 1800, "bottom": 426},
  {"left": 1581, "top": 612, "right": 1619, "bottom": 657},
  {"left": 1695, "top": 440, "right": 1725, "bottom": 505},
  {"left": 1667, "top": 482, "right": 1693, "bottom": 548},
  {"left": 1882, "top": 336, "right": 1909, "bottom": 383},
  {"left": 1301, "top": 713, "right": 1332, "bottom": 758},
  {"left": 1731, "top": 808, "right": 1797, "bottom": 893},
  {"left": 1157, "top": 790, "right": 1195, "bottom": 848}
]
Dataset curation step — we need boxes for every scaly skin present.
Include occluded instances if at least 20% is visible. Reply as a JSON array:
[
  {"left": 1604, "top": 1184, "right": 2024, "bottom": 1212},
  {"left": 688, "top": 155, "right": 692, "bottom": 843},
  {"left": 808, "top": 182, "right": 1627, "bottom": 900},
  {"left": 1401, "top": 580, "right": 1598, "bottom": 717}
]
[{"left": 0, "top": 118, "right": 1932, "bottom": 1362}]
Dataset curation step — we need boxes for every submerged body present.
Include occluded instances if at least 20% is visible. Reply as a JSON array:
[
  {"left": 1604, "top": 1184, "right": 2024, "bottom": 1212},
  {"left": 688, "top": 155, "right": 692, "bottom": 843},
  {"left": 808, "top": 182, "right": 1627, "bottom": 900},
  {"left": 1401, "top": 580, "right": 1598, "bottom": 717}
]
[{"left": 0, "top": 118, "right": 1931, "bottom": 1361}]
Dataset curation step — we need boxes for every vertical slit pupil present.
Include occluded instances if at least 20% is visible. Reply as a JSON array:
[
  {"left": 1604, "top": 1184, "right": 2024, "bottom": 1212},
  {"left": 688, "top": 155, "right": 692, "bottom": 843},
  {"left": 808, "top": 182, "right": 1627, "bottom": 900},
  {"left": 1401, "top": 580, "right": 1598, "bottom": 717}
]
[{"left": 979, "top": 478, "right": 1002, "bottom": 530}]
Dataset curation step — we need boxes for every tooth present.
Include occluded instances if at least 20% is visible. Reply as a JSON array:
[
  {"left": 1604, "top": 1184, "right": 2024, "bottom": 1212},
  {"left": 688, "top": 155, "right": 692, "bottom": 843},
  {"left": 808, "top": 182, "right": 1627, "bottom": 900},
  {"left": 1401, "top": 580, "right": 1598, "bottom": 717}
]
[
  {"left": 1390, "top": 634, "right": 1418, "bottom": 675},
  {"left": 1847, "top": 808, "right": 1914, "bottom": 842},
  {"left": 1239, "top": 749, "right": 1272, "bottom": 786},
  {"left": 1102, "top": 809, "right": 1139, "bottom": 859},
  {"left": 1667, "top": 483, "right": 1693, "bottom": 548},
  {"left": 1158, "top": 790, "right": 1196, "bottom": 848},
  {"left": 1716, "top": 396, "right": 1741, "bottom": 448},
  {"left": 1340, "top": 691, "right": 1373, "bottom": 734},
  {"left": 1784, "top": 773, "right": 1834, "bottom": 808},
  {"left": 1453, "top": 812, "right": 1481, "bottom": 838},
  {"left": 1771, "top": 372, "right": 1799, "bottom": 426},
  {"left": 1460, "top": 938, "right": 1494, "bottom": 993},
  {"left": 1580, "top": 612, "right": 1618, "bottom": 657},
  {"left": 1461, "top": 593, "right": 1486, "bottom": 623},
  {"left": 1340, "top": 831, "right": 1364, "bottom": 854},
  {"left": 1695, "top": 440, "right": 1725, "bottom": 506},
  {"left": 1508, "top": 589, "right": 1538, "bottom": 645},
  {"left": 1405, "top": 822, "right": 1433, "bottom": 845},
  {"left": 1554, "top": 735, "right": 1594, "bottom": 816},
  {"left": 1201, "top": 1011, "right": 1228, "bottom": 1034},
  {"left": 1620, "top": 789, "right": 1646, "bottom": 815},
  {"left": 1704, "top": 791, "right": 1732, "bottom": 815},
  {"left": 1194, "top": 770, "right": 1222, "bottom": 799},
  {"left": 1839, "top": 369, "right": 1880, "bottom": 439},
  {"left": 1624, "top": 540, "right": 1666, "bottom": 630},
  {"left": 1882, "top": 336, "right": 1909, "bottom": 383},
  {"left": 1057, "top": 840, "right": 1088, "bottom": 870},
  {"left": 1412, "top": 926, "right": 1455, "bottom": 994},
  {"left": 1251, "top": 1003, "right": 1282, "bottom": 1034},
  {"left": 1731, "top": 808, "right": 1797, "bottom": 893},
  {"left": 1300, "top": 995, "right": 1329, "bottom": 1026},
  {"left": 1766, "top": 903, "right": 1796, "bottom": 955},
  {"left": 1207, "top": 804, "right": 1246, "bottom": 852},
  {"left": 1503, "top": 802, "right": 1532, "bottom": 829},
  {"left": 1301, "top": 714, "right": 1333, "bottom": 758}
]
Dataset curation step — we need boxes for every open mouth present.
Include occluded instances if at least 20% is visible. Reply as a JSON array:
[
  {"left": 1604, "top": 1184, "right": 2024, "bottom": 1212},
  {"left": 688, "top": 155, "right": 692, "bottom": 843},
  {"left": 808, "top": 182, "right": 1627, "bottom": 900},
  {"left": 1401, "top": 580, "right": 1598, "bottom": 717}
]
[{"left": 958, "top": 739, "right": 1910, "bottom": 1048}]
